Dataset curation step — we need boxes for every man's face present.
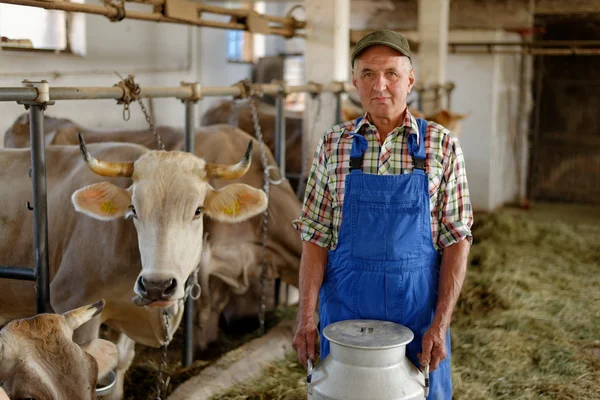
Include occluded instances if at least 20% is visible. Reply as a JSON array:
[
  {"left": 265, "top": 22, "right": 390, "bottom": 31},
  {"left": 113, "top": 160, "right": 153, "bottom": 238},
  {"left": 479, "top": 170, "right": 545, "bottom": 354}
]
[{"left": 352, "top": 45, "right": 415, "bottom": 121}]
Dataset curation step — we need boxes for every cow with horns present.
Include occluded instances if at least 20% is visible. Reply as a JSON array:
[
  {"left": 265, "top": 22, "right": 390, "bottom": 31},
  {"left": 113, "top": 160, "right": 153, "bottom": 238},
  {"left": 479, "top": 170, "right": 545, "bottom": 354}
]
[{"left": 0, "top": 124, "right": 281, "bottom": 399}]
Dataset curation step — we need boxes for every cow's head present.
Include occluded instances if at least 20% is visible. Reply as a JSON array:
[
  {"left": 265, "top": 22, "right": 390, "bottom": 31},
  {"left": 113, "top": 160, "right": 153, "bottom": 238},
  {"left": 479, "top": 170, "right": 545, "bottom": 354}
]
[
  {"left": 72, "top": 135, "right": 268, "bottom": 307},
  {"left": 0, "top": 300, "right": 118, "bottom": 400}
]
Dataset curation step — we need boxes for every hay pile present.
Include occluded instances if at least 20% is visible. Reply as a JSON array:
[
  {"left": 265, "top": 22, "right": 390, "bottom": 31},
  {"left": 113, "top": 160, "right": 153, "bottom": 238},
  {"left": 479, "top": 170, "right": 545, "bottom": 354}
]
[
  {"left": 452, "top": 204, "right": 600, "bottom": 399},
  {"left": 208, "top": 203, "right": 600, "bottom": 400}
]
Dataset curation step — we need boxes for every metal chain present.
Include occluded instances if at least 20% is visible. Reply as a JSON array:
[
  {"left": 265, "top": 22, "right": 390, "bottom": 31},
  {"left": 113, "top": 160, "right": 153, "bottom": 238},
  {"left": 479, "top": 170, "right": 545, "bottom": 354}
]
[
  {"left": 296, "top": 92, "right": 322, "bottom": 199},
  {"left": 137, "top": 97, "right": 165, "bottom": 151},
  {"left": 115, "top": 73, "right": 165, "bottom": 151},
  {"left": 228, "top": 99, "right": 239, "bottom": 128},
  {"left": 155, "top": 310, "right": 171, "bottom": 400},
  {"left": 241, "top": 82, "right": 271, "bottom": 337}
]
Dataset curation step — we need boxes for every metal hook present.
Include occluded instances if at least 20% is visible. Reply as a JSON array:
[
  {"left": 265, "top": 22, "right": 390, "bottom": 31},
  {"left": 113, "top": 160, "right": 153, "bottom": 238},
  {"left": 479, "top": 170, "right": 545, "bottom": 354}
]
[
  {"left": 123, "top": 104, "right": 130, "bottom": 121},
  {"left": 26, "top": 201, "right": 33, "bottom": 211},
  {"left": 190, "top": 282, "right": 202, "bottom": 300},
  {"left": 266, "top": 165, "right": 285, "bottom": 185}
]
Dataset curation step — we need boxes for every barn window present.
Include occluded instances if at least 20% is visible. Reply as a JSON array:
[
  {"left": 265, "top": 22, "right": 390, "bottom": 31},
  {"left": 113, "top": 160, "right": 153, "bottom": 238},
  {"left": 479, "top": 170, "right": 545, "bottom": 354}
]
[
  {"left": 0, "top": 3, "right": 85, "bottom": 54},
  {"left": 225, "top": 1, "right": 265, "bottom": 63}
]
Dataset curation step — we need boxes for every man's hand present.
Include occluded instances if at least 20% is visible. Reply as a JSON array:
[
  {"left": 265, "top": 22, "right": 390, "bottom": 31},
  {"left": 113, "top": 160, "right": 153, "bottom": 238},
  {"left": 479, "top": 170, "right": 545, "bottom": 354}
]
[
  {"left": 419, "top": 324, "right": 448, "bottom": 371},
  {"left": 293, "top": 316, "right": 319, "bottom": 368},
  {"left": 293, "top": 242, "right": 328, "bottom": 369}
]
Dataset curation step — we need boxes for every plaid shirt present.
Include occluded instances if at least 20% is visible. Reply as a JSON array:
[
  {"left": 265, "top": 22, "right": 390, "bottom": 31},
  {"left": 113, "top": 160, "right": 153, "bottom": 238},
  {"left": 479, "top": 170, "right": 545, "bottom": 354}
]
[{"left": 293, "top": 110, "right": 473, "bottom": 252}]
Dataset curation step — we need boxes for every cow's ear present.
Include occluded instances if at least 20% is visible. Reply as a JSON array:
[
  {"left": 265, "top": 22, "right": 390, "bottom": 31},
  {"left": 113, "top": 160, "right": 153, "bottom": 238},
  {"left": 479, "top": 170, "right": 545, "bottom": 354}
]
[
  {"left": 204, "top": 183, "right": 267, "bottom": 223},
  {"left": 72, "top": 182, "right": 132, "bottom": 220},
  {"left": 80, "top": 339, "right": 118, "bottom": 380}
]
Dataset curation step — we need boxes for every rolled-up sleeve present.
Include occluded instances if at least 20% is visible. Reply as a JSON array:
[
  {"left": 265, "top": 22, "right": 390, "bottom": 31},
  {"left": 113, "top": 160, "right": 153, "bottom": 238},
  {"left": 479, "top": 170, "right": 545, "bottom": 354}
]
[
  {"left": 437, "top": 136, "right": 474, "bottom": 249},
  {"left": 292, "top": 134, "right": 333, "bottom": 248}
]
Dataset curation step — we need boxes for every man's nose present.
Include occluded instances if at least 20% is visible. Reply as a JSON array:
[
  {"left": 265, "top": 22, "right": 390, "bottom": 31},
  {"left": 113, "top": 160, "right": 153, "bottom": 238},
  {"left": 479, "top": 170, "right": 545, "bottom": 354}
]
[{"left": 373, "top": 74, "right": 387, "bottom": 92}]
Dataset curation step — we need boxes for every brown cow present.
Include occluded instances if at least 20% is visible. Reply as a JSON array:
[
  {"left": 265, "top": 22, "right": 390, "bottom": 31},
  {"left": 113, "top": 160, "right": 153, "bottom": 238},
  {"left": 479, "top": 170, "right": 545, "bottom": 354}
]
[
  {"left": 0, "top": 136, "right": 274, "bottom": 399},
  {"left": 0, "top": 300, "right": 118, "bottom": 400},
  {"left": 2, "top": 115, "right": 303, "bottom": 388}
]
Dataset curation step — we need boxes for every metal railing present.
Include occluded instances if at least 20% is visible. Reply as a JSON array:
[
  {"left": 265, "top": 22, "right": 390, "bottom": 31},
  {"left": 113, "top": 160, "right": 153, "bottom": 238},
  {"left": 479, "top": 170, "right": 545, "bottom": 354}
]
[{"left": 0, "top": 78, "right": 355, "bottom": 366}]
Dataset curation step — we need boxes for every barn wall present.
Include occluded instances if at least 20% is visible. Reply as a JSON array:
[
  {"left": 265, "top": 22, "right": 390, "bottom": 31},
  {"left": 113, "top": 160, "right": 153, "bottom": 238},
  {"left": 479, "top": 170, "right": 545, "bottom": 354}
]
[
  {"left": 528, "top": 15, "right": 600, "bottom": 204},
  {"left": 413, "top": 30, "right": 527, "bottom": 211},
  {"left": 0, "top": 5, "right": 261, "bottom": 143}
]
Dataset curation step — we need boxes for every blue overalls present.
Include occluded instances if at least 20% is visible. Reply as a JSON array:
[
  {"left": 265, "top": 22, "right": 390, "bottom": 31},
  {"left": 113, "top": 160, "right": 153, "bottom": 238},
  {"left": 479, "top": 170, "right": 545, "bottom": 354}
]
[{"left": 318, "top": 118, "right": 452, "bottom": 399}]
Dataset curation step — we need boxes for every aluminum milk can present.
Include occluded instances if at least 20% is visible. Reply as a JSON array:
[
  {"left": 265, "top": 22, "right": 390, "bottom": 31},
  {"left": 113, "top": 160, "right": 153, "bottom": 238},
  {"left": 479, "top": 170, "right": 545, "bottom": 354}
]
[{"left": 307, "top": 319, "right": 429, "bottom": 400}]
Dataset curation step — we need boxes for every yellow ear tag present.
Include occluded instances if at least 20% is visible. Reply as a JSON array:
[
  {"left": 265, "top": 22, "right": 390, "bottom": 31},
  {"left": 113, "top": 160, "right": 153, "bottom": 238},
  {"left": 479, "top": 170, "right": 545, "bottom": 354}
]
[
  {"left": 100, "top": 200, "right": 119, "bottom": 215},
  {"left": 223, "top": 199, "right": 240, "bottom": 216}
]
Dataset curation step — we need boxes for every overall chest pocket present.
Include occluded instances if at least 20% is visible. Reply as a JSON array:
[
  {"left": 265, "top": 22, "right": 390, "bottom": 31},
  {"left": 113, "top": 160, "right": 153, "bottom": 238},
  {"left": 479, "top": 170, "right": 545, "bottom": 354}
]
[{"left": 350, "top": 193, "right": 423, "bottom": 261}]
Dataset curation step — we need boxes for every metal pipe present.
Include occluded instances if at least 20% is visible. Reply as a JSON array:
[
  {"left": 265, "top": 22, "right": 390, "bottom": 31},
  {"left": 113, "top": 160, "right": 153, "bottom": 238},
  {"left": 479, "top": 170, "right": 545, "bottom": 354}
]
[
  {"left": 449, "top": 40, "right": 600, "bottom": 47},
  {"left": 0, "top": 88, "right": 37, "bottom": 102},
  {"left": 0, "top": 84, "right": 356, "bottom": 103},
  {"left": 0, "top": 0, "right": 301, "bottom": 37},
  {"left": 449, "top": 48, "right": 600, "bottom": 56},
  {"left": 273, "top": 92, "right": 286, "bottom": 310},
  {"left": 124, "top": 0, "right": 164, "bottom": 6},
  {"left": 515, "top": 44, "right": 527, "bottom": 204},
  {"left": 335, "top": 92, "right": 343, "bottom": 124},
  {"left": 274, "top": 93, "right": 286, "bottom": 176},
  {"left": 194, "top": 3, "right": 305, "bottom": 28},
  {"left": 0, "top": 267, "right": 35, "bottom": 281},
  {"left": 29, "top": 104, "right": 52, "bottom": 314},
  {"left": 182, "top": 100, "right": 195, "bottom": 367}
]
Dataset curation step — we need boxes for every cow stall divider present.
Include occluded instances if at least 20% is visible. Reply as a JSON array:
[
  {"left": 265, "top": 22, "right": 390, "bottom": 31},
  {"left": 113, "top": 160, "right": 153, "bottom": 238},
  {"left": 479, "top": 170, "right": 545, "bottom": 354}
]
[{"left": 0, "top": 78, "right": 355, "bottom": 386}]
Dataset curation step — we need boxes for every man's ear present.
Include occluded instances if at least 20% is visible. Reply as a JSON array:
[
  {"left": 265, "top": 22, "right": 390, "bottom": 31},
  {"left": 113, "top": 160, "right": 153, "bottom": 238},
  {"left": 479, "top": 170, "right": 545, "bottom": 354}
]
[
  {"left": 204, "top": 183, "right": 267, "bottom": 223},
  {"left": 80, "top": 339, "right": 118, "bottom": 380},
  {"left": 408, "top": 68, "right": 416, "bottom": 92},
  {"left": 72, "top": 182, "right": 132, "bottom": 221}
]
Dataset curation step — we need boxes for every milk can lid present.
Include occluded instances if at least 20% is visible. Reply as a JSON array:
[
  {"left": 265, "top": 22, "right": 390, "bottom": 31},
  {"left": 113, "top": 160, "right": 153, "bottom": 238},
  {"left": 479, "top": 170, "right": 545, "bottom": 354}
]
[{"left": 323, "top": 320, "right": 414, "bottom": 350}]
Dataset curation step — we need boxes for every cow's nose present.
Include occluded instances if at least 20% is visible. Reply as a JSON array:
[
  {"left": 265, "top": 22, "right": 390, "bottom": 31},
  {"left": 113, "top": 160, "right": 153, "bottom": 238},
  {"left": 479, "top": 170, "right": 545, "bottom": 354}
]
[{"left": 137, "top": 276, "right": 177, "bottom": 300}]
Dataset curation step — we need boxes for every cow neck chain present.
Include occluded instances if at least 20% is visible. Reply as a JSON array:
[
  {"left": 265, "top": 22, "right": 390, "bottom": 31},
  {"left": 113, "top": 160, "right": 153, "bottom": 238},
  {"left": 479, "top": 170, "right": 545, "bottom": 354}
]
[
  {"left": 247, "top": 93, "right": 270, "bottom": 336},
  {"left": 155, "top": 310, "right": 170, "bottom": 400}
]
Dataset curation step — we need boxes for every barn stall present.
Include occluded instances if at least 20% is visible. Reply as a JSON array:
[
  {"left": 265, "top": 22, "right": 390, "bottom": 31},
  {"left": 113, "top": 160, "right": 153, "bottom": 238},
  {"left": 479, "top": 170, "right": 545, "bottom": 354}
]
[{"left": 0, "top": 0, "right": 599, "bottom": 399}]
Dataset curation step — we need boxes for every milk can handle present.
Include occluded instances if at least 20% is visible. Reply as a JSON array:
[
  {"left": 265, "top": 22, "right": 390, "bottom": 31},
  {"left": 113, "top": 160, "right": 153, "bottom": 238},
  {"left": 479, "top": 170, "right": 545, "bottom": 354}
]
[
  {"left": 422, "top": 364, "right": 429, "bottom": 398},
  {"left": 307, "top": 359, "right": 314, "bottom": 395}
]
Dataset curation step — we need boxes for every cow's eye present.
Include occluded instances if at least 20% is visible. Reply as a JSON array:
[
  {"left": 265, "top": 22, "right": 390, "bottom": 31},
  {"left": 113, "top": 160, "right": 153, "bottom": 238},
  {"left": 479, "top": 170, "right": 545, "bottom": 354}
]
[
  {"left": 194, "top": 207, "right": 203, "bottom": 219},
  {"left": 129, "top": 205, "right": 137, "bottom": 219}
]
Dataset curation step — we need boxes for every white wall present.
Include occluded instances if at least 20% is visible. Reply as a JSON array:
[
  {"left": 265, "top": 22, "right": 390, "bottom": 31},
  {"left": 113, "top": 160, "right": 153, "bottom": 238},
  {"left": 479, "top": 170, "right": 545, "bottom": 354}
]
[
  {"left": 403, "top": 30, "right": 528, "bottom": 211},
  {"left": 0, "top": 5, "right": 254, "bottom": 143}
]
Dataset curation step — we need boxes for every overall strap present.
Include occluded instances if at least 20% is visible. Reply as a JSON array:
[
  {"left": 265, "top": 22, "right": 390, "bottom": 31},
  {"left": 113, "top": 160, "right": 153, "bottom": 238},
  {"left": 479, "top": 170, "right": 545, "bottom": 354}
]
[
  {"left": 349, "top": 117, "right": 368, "bottom": 173},
  {"left": 408, "top": 118, "right": 428, "bottom": 172}
]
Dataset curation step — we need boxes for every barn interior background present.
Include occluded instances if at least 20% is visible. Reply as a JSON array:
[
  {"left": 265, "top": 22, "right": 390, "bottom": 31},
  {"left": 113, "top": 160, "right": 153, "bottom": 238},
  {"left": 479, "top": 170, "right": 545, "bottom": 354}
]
[{"left": 0, "top": 0, "right": 598, "bottom": 399}]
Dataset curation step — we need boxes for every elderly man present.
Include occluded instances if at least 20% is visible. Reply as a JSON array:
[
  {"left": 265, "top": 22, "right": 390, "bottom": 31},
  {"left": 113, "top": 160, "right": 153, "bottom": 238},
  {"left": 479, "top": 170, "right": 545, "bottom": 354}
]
[{"left": 292, "top": 30, "right": 473, "bottom": 398}]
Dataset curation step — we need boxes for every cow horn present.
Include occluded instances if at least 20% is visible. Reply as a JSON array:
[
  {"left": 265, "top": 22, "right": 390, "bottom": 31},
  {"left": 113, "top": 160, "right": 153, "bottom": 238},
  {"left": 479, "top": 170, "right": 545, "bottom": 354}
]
[
  {"left": 205, "top": 140, "right": 253, "bottom": 180},
  {"left": 78, "top": 133, "right": 134, "bottom": 177}
]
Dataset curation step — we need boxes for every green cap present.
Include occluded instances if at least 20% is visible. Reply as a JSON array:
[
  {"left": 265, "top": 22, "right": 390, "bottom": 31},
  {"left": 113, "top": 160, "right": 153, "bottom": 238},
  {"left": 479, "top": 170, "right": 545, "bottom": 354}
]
[{"left": 351, "top": 29, "right": 412, "bottom": 67}]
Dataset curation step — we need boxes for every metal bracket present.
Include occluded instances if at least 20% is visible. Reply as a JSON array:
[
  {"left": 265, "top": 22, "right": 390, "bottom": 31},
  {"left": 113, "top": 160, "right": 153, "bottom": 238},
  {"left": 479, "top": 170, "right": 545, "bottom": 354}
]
[
  {"left": 18, "top": 80, "right": 55, "bottom": 109},
  {"left": 181, "top": 81, "right": 202, "bottom": 103},
  {"left": 246, "top": 10, "right": 270, "bottom": 34}
]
